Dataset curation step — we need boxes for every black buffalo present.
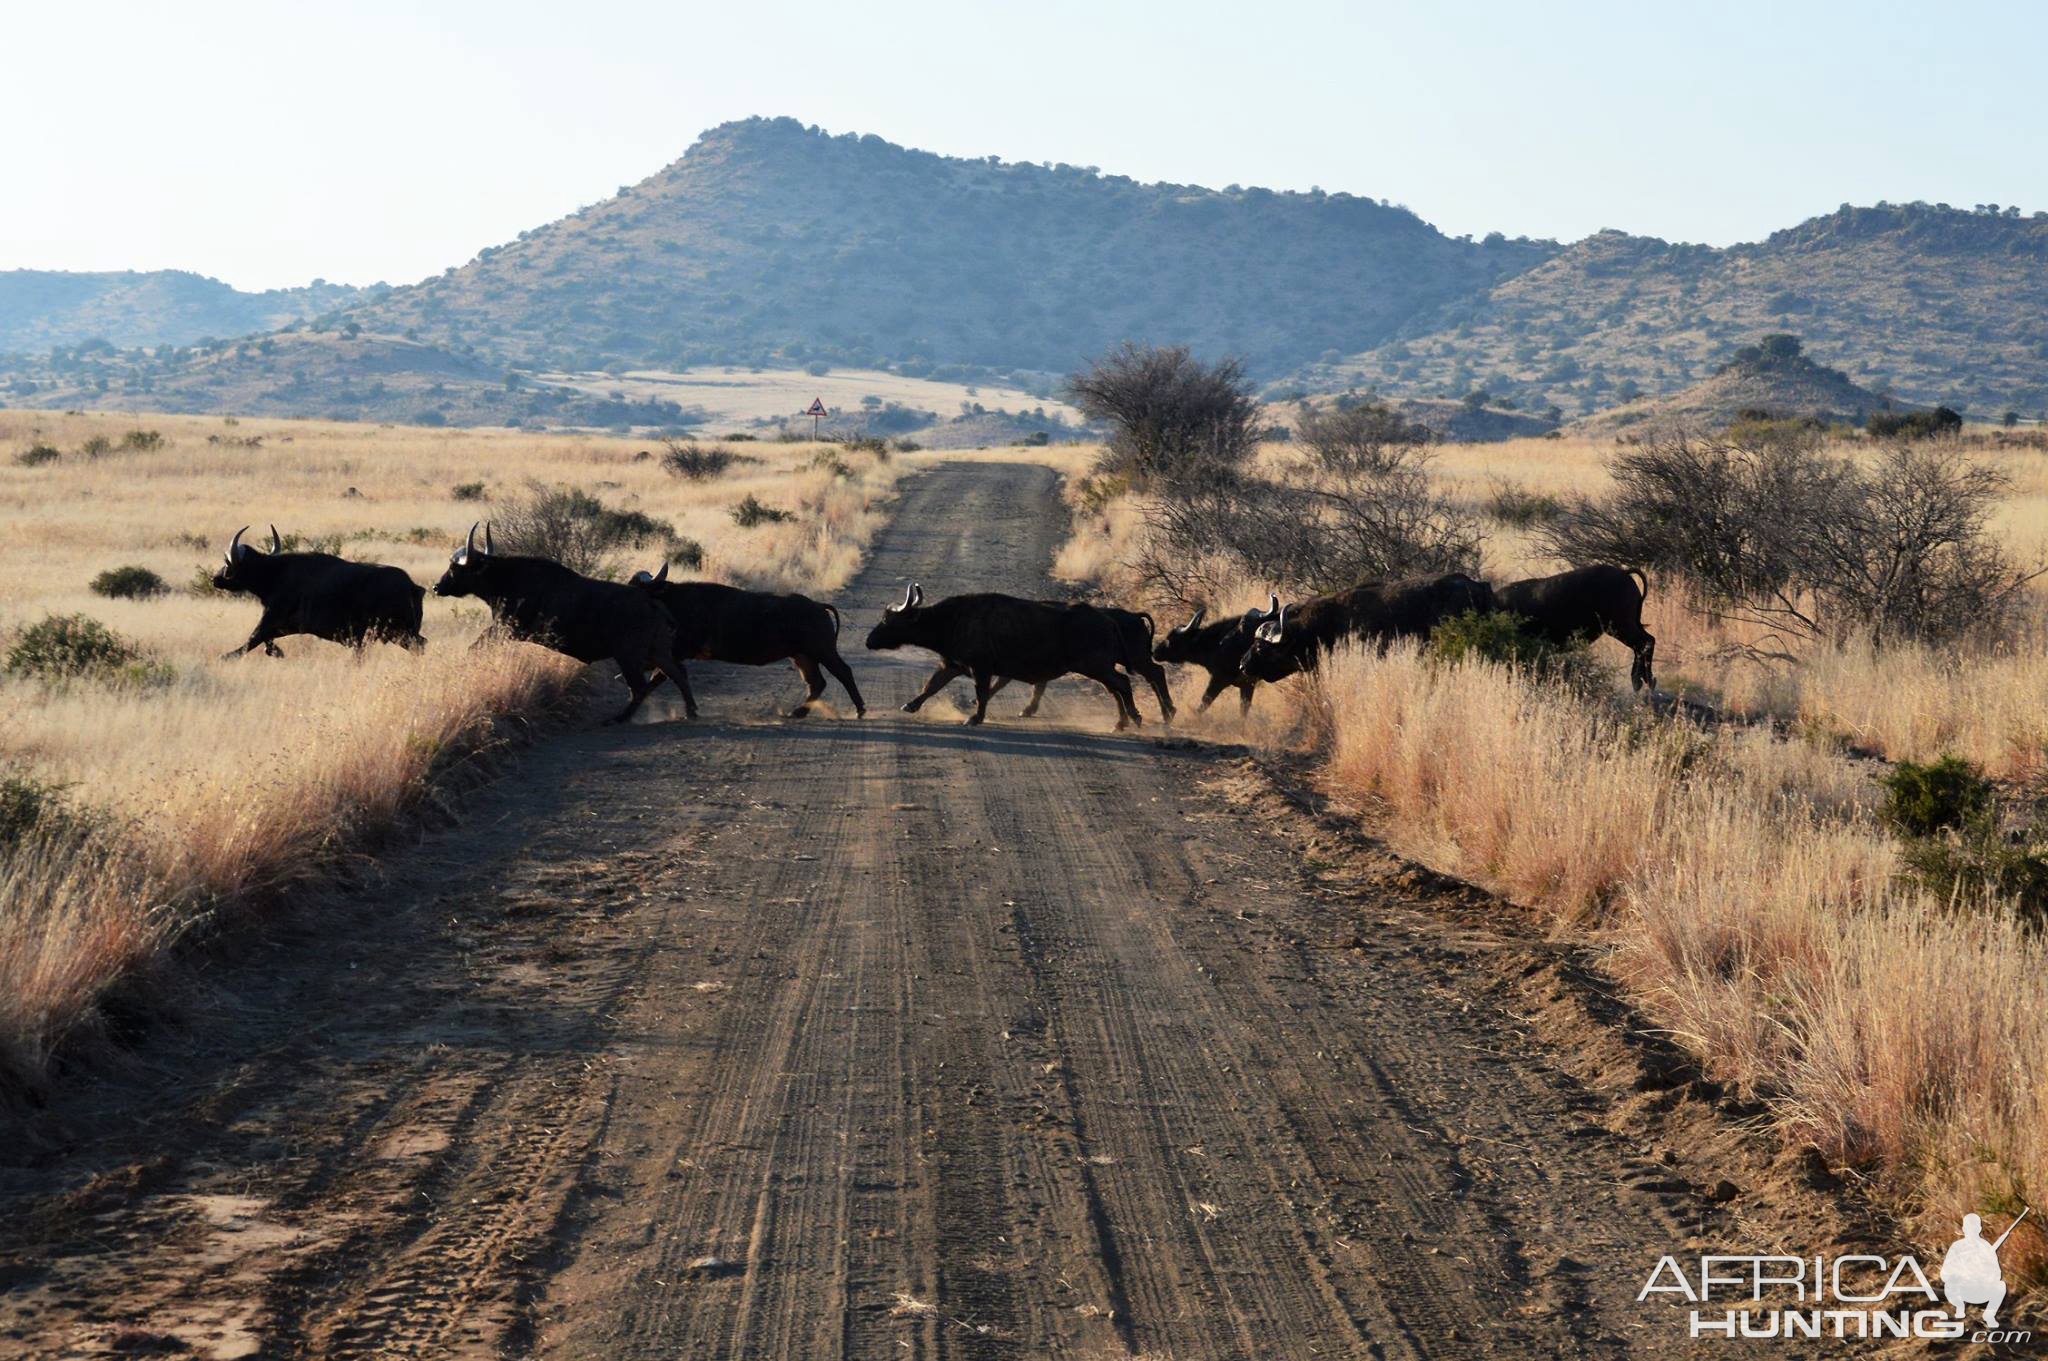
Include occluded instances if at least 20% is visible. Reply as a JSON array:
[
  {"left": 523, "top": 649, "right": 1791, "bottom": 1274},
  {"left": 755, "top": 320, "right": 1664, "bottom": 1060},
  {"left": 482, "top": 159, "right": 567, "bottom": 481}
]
[
  {"left": 864, "top": 583, "right": 1141, "bottom": 728},
  {"left": 433, "top": 522, "right": 692, "bottom": 725},
  {"left": 1496, "top": 564, "right": 1656, "bottom": 691},
  {"left": 990, "top": 602, "right": 1175, "bottom": 723},
  {"left": 212, "top": 524, "right": 425, "bottom": 659},
  {"left": 1150, "top": 595, "right": 1278, "bottom": 716},
  {"left": 1242, "top": 573, "right": 1495, "bottom": 681},
  {"left": 627, "top": 561, "right": 865, "bottom": 717}
]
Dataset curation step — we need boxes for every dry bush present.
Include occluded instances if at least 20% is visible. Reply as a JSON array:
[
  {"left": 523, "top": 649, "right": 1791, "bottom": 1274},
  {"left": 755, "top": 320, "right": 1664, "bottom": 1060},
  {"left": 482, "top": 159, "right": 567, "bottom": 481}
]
[{"left": 1066, "top": 343, "right": 1261, "bottom": 486}]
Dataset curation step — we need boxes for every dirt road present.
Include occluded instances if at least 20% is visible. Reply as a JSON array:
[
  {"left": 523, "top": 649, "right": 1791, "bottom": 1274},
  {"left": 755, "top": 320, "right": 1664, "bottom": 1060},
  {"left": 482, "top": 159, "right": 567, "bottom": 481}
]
[{"left": 2, "top": 463, "right": 1842, "bottom": 1358}]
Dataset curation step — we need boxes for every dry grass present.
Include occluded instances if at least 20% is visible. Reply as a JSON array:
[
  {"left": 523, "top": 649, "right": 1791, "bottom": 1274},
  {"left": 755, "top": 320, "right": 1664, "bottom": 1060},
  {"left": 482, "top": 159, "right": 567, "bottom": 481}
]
[
  {"left": 0, "top": 409, "right": 910, "bottom": 1093},
  {"left": 1057, "top": 430, "right": 2048, "bottom": 1278}
]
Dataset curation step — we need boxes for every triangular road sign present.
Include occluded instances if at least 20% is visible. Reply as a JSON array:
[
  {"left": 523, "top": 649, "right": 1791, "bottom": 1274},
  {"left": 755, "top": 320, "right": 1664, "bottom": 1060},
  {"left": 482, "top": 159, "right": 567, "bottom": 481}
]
[{"left": 805, "top": 397, "right": 828, "bottom": 417}]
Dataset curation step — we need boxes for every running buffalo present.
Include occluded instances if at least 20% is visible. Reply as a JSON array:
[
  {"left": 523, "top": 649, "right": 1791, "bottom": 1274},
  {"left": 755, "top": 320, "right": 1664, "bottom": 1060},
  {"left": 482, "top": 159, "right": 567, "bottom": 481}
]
[
  {"left": 1241, "top": 573, "right": 1495, "bottom": 681},
  {"left": 627, "top": 561, "right": 864, "bottom": 717},
  {"left": 1150, "top": 595, "right": 1279, "bottom": 716},
  {"left": 433, "top": 522, "right": 693, "bottom": 725},
  {"left": 864, "top": 584, "right": 1142, "bottom": 728},
  {"left": 991, "top": 602, "right": 1175, "bottom": 723},
  {"left": 1495, "top": 564, "right": 1656, "bottom": 691},
  {"left": 212, "top": 524, "right": 425, "bottom": 659}
]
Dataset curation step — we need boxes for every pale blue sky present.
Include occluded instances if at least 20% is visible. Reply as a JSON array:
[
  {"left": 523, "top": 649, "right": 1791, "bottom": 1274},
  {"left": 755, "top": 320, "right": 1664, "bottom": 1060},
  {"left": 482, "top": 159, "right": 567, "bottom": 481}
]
[{"left": 5, "top": 0, "right": 2040, "bottom": 290}]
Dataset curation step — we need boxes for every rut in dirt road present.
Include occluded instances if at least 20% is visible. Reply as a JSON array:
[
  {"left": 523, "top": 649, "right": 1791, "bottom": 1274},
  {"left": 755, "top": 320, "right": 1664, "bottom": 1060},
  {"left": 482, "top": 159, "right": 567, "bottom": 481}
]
[{"left": 2, "top": 460, "right": 1769, "bottom": 1360}]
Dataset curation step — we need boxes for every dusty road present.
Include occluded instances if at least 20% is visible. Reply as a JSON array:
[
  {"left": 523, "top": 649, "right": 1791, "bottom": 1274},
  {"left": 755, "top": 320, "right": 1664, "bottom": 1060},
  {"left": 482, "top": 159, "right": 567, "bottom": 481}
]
[{"left": 2, "top": 463, "right": 1845, "bottom": 1358}]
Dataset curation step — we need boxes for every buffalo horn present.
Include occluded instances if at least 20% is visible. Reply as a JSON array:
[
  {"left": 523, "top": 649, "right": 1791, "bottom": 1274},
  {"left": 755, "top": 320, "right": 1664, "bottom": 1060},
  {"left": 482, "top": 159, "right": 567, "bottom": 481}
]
[
  {"left": 897, "top": 583, "right": 916, "bottom": 611},
  {"left": 910, "top": 582, "right": 923, "bottom": 607},
  {"left": 1183, "top": 607, "right": 1204, "bottom": 632},
  {"left": 465, "top": 521, "right": 480, "bottom": 557},
  {"left": 268, "top": 524, "right": 282, "bottom": 554},
  {"left": 229, "top": 525, "right": 248, "bottom": 560},
  {"left": 484, "top": 522, "right": 495, "bottom": 555},
  {"left": 653, "top": 560, "right": 669, "bottom": 584}
]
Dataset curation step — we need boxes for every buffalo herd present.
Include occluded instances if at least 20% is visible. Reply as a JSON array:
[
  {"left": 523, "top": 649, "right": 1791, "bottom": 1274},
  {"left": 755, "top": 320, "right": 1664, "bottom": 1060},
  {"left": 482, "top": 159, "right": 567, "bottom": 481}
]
[{"left": 209, "top": 520, "right": 1656, "bottom": 727}]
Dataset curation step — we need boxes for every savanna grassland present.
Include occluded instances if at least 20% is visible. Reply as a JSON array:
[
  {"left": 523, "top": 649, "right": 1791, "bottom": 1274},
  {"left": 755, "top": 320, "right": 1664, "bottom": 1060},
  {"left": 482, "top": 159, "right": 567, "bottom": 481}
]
[
  {"left": 1059, "top": 429, "right": 2048, "bottom": 1280},
  {"left": 0, "top": 409, "right": 911, "bottom": 1090}
]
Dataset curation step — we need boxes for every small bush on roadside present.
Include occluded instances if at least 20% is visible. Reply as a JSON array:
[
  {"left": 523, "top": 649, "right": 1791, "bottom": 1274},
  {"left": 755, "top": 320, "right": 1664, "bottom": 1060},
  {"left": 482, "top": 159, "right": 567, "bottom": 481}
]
[
  {"left": 1880, "top": 755, "right": 1994, "bottom": 837},
  {"left": 1428, "top": 610, "right": 1600, "bottom": 695},
  {"left": 1900, "top": 828, "right": 2048, "bottom": 920},
  {"left": 15, "top": 444, "right": 59, "bottom": 467},
  {"left": 90, "top": 565, "right": 168, "bottom": 599},
  {"left": 492, "top": 482, "right": 680, "bottom": 575},
  {"left": 731, "top": 495, "right": 794, "bottom": 528},
  {"left": 451, "top": 481, "right": 486, "bottom": 501},
  {"left": 840, "top": 435, "right": 889, "bottom": 457}
]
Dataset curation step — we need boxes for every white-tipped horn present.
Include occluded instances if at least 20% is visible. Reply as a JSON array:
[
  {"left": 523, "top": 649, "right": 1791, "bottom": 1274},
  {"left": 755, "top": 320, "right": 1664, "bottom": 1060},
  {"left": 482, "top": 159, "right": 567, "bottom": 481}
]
[
  {"left": 465, "top": 521, "right": 480, "bottom": 556},
  {"left": 1183, "top": 607, "right": 1204, "bottom": 632},
  {"left": 229, "top": 525, "right": 249, "bottom": 558},
  {"left": 483, "top": 522, "right": 495, "bottom": 555},
  {"left": 898, "top": 583, "right": 916, "bottom": 611},
  {"left": 1276, "top": 603, "right": 1290, "bottom": 631},
  {"left": 268, "top": 524, "right": 282, "bottom": 554},
  {"left": 653, "top": 560, "right": 669, "bottom": 584},
  {"left": 910, "top": 582, "right": 923, "bottom": 607},
  {"left": 1266, "top": 593, "right": 1279, "bottom": 619}
]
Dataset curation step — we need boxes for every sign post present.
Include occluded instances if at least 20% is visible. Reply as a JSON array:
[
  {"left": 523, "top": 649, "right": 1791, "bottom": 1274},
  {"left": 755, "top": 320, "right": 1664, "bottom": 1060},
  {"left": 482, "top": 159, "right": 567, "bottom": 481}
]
[{"left": 805, "top": 396, "right": 827, "bottom": 441}]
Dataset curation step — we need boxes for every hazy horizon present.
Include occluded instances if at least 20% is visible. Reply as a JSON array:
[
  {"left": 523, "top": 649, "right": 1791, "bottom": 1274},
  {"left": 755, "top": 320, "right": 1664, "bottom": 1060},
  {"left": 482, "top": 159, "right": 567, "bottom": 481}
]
[{"left": 6, "top": 0, "right": 2044, "bottom": 292}]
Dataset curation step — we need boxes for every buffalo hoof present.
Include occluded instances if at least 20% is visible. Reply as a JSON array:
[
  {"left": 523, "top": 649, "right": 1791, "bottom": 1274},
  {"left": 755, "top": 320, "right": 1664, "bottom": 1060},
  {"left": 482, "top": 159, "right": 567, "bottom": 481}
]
[
  {"left": 787, "top": 704, "right": 811, "bottom": 718},
  {"left": 901, "top": 700, "right": 922, "bottom": 713},
  {"left": 963, "top": 713, "right": 985, "bottom": 726}
]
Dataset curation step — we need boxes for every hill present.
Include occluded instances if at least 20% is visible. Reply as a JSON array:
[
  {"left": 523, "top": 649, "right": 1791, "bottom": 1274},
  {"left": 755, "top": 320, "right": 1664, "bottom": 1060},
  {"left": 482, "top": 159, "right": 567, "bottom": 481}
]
[
  {"left": 1567, "top": 334, "right": 1910, "bottom": 435},
  {"left": 1302, "top": 205, "right": 2048, "bottom": 419},
  {"left": 342, "top": 116, "right": 1549, "bottom": 380},
  {"left": 0, "top": 270, "right": 377, "bottom": 354}
]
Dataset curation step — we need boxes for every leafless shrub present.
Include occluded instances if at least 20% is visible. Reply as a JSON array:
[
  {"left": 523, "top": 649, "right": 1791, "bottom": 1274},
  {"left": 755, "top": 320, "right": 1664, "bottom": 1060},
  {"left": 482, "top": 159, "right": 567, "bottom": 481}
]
[
  {"left": 1066, "top": 343, "right": 1261, "bottom": 486},
  {"left": 490, "top": 481, "right": 676, "bottom": 576},
  {"left": 1544, "top": 435, "right": 2037, "bottom": 649},
  {"left": 1294, "top": 402, "right": 1432, "bottom": 476},
  {"left": 1135, "top": 419, "right": 1479, "bottom": 607}
]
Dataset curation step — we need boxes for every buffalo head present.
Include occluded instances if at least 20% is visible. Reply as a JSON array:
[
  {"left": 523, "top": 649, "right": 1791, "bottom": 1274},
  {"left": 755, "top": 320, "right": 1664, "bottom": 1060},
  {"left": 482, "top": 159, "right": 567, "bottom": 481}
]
[
  {"left": 626, "top": 560, "right": 672, "bottom": 590},
  {"left": 863, "top": 581, "right": 925, "bottom": 650},
  {"left": 433, "top": 521, "right": 497, "bottom": 598},
  {"left": 1241, "top": 602, "right": 1303, "bottom": 681},
  {"left": 212, "top": 524, "right": 283, "bottom": 594}
]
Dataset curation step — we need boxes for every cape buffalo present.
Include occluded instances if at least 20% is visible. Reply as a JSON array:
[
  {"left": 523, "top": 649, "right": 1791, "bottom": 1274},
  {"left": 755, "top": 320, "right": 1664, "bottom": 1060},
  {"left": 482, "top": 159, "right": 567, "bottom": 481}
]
[
  {"left": 627, "top": 561, "right": 865, "bottom": 717},
  {"left": 212, "top": 524, "right": 425, "bottom": 659},
  {"left": 990, "top": 602, "right": 1175, "bottom": 722},
  {"left": 1242, "top": 573, "right": 1495, "bottom": 681},
  {"left": 1496, "top": 564, "right": 1656, "bottom": 691},
  {"left": 864, "top": 583, "right": 1142, "bottom": 728},
  {"left": 1150, "top": 594, "right": 1278, "bottom": 716},
  {"left": 433, "top": 522, "right": 693, "bottom": 725}
]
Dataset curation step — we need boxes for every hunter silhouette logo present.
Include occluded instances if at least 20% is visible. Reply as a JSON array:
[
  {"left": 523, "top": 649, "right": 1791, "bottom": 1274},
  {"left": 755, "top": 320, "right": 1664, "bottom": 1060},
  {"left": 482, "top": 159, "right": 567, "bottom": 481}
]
[
  {"left": 1640, "top": 1205, "right": 2033, "bottom": 1343},
  {"left": 1943, "top": 1207, "right": 2029, "bottom": 1327}
]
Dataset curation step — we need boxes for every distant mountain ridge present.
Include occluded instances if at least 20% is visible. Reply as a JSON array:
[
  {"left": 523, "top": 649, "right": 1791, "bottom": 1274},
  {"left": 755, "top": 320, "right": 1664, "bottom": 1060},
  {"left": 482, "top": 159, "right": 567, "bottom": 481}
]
[
  {"left": 2, "top": 119, "right": 2043, "bottom": 428},
  {"left": 0, "top": 270, "right": 379, "bottom": 354}
]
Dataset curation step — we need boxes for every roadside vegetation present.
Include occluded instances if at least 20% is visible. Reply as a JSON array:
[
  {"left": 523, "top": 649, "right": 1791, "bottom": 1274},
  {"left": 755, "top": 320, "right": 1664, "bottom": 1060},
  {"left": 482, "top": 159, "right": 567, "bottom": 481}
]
[
  {"left": 1058, "top": 344, "right": 2048, "bottom": 1280},
  {"left": 0, "top": 410, "right": 906, "bottom": 1095}
]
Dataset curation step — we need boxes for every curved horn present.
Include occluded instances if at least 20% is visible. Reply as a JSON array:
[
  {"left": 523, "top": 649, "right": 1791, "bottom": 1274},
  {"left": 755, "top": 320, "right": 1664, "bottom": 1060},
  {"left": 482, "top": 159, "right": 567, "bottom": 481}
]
[
  {"left": 229, "top": 525, "right": 249, "bottom": 559},
  {"left": 484, "top": 522, "right": 495, "bottom": 555},
  {"left": 1185, "top": 607, "right": 1205, "bottom": 632},
  {"left": 1277, "top": 604, "right": 1290, "bottom": 632},
  {"left": 653, "top": 560, "right": 669, "bottom": 584},
  {"left": 898, "top": 583, "right": 916, "bottom": 611},
  {"left": 268, "top": 524, "right": 282, "bottom": 555},
  {"left": 465, "top": 521, "right": 480, "bottom": 557},
  {"left": 1265, "top": 593, "right": 1279, "bottom": 620},
  {"left": 910, "top": 582, "right": 923, "bottom": 607}
]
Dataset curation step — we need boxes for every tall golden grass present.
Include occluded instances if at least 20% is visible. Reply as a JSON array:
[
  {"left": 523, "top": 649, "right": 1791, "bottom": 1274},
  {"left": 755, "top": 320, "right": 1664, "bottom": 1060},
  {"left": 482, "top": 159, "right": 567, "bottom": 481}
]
[
  {"left": 0, "top": 410, "right": 911, "bottom": 1092},
  {"left": 1059, "top": 430, "right": 2048, "bottom": 1275}
]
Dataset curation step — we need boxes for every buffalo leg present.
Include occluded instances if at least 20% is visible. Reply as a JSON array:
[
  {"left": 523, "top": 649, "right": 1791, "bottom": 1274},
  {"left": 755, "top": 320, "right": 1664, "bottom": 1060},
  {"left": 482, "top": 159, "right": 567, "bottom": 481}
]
[
  {"left": 819, "top": 650, "right": 865, "bottom": 717},
  {"left": 1133, "top": 659, "right": 1176, "bottom": 722},
  {"left": 1621, "top": 629, "right": 1656, "bottom": 692},
  {"left": 606, "top": 664, "right": 658, "bottom": 725},
  {"left": 1196, "top": 672, "right": 1233, "bottom": 712},
  {"left": 223, "top": 619, "right": 285, "bottom": 660},
  {"left": 902, "top": 663, "right": 964, "bottom": 713},
  {"left": 1018, "top": 682, "right": 1048, "bottom": 718},
  {"left": 1237, "top": 680, "right": 1257, "bottom": 716},
  {"left": 966, "top": 668, "right": 995, "bottom": 726},
  {"left": 1082, "top": 667, "right": 1140, "bottom": 730},
  {"left": 648, "top": 643, "right": 698, "bottom": 718},
  {"left": 787, "top": 655, "right": 827, "bottom": 718}
]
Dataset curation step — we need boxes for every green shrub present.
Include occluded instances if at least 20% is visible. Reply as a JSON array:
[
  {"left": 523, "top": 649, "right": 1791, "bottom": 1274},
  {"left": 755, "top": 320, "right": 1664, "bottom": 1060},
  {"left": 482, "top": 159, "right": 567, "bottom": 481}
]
[
  {"left": 1867, "top": 406, "right": 1964, "bottom": 440},
  {"left": 730, "top": 495, "right": 794, "bottom": 528},
  {"left": 891, "top": 438, "right": 923, "bottom": 453},
  {"left": 121, "top": 429, "right": 165, "bottom": 451},
  {"left": 839, "top": 435, "right": 888, "bottom": 457},
  {"left": 15, "top": 444, "right": 59, "bottom": 467},
  {"left": 661, "top": 440, "right": 736, "bottom": 480},
  {"left": 1483, "top": 483, "right": 1564, "bottom": 528},
  {"left": 1879, "top": 755, "right": 1993, "bottom": 837},
  {"left": 451, "top": 480, "right": 487, "bottom": 501},
  {"left": 78, "top": 435, "right": 112, "bottom": 458},
  {"left": 6, "top": 614, "right": 143, "bottom": 681},
  {"left": 90, "top": 565, "right": 168, "bottom": 599},
  {"left": 1430, "top": 610, "right": 1565, "bottom": 669},
  {"left": 0, "top": 771, "right": 80, "bottom": 850},
  {"left": 668, "top": 538, "right": 705, "bottom": 570},
  {"left": 1900, "top": 829, "right": 2048, "bottom": 919},
  {"left": 188, "top": 566, "right": 227, "bottom": 596},
  {"left": 493, "top": 483, "right": 680, "bottom": 575}
]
